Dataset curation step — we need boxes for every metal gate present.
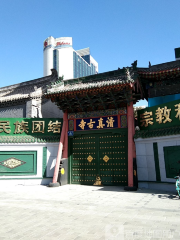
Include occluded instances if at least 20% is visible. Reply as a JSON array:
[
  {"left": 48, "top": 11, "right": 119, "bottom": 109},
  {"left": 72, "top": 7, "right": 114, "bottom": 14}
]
[{"left": 69, "top": 129, "right": 128, "bottom": 186}]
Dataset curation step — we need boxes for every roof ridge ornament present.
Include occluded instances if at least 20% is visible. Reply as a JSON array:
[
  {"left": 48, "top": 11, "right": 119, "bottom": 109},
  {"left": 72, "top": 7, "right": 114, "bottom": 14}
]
[
  {"left": 124, "top": 68, "right": 132, "bottom": 81},
  {"left": 131, "top": 60, "right": 137, "bottom": 70},
  {"left": 51, "top": 69, "right": 58, "bottom": 78}
]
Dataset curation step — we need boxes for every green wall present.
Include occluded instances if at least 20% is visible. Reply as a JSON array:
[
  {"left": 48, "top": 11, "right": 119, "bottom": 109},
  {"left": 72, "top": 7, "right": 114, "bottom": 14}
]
[
  {"left": 0, "top": 151, "right": 37, "bottom": 176},
  {"left": 138, "top": 99, "right": 180, "bottom": 130}
]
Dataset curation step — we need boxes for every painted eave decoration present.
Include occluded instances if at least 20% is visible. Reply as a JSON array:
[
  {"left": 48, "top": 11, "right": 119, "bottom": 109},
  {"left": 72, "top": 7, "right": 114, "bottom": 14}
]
[
  {"left": 138, "top": 67, "right": 180, "bottom": 80},
  {"left": 137, "top": 60, "right": 180, "bottom": 99},
  {"left": 45, "top": 75, "right": 134, "bottom": 95}
]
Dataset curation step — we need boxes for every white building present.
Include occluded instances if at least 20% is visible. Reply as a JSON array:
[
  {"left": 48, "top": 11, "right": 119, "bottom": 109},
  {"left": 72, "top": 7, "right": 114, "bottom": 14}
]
[{"left": 43, "top": 36, "right": 98, "bottom": 80}]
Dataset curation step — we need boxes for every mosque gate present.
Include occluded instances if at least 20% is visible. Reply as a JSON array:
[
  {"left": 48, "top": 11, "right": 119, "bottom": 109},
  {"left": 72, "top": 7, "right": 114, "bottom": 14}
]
[{"left": 68, "top": 110, "right": 128, "bottom": 186}]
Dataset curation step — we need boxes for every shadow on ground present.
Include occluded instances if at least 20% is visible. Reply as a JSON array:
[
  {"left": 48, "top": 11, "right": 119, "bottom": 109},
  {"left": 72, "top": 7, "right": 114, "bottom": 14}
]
[
  {"left": 158, "top": 193, "right": 180, "bottom": 200},
  {"left": 90, "top": 185, "right": 177, "bottom": 197}
]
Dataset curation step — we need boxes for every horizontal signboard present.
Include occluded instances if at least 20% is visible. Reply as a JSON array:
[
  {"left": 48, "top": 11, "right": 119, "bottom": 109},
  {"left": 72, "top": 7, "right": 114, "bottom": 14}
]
[
  {"left": 0, "top": 118, "right": 63, "bottom": 136},
  {"left": 76, "top": 116, "right": 118, "bottom": 131},
  {"left": 138, "top": 99, "right": 180, "bottom": 130}
]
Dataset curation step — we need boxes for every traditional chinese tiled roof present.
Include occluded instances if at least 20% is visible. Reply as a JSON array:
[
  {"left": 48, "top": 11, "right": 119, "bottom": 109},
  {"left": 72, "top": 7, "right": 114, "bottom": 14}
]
[
  {"left": 138, "top": 67, "right": 180, "bottom": 80},
  {"left": 46, "top": 78, "right": 133, "bottom": 95},
  {"left": 137, "top": 60, "right": 180, "bottom": 99},
  {"left": 134, "top": 126, "right": 180, "bottom": 139},
  {"left": 0, "top": 135, "right": 60, "bottom": 143},
  {"left": 0, "top": 69, "right": 58, "bottom": 106},
  {"left": 45, "top": 68, "right": 142, "bottom": 113},
  {"left": 138, "top": 60, "right": 180, "bottom": 72},
  {"left": 46, "top": 68, "right": 136, "bottom": 95},
  {"left": 45, "top": 60, "right": 180, "bottom": 112}
]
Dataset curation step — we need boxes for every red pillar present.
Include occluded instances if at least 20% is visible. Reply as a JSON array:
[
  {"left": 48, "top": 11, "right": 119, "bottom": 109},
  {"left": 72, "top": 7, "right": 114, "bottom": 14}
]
[
  {"left": 62, "top": 113, "right": 68, "bottom": 158},
  {"left": 127, "top": 102, "right": 134, "bottom": 187},
  {"left": 132, "top": 108, "right": 136, "bottom": 159},
  {"left": 52, "top": 111, "right": 68, "bottom": 183}
]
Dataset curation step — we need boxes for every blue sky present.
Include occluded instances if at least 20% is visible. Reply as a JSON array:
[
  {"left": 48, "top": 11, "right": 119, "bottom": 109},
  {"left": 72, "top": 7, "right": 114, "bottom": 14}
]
[{"left": 0, "top": 0, "right": 180, "bottom": 106}]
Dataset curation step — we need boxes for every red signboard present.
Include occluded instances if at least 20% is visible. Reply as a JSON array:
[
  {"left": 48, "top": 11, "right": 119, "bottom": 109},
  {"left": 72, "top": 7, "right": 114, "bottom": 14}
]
[{"left": 56, "top": 42, "right": 70, "bottom": 46}]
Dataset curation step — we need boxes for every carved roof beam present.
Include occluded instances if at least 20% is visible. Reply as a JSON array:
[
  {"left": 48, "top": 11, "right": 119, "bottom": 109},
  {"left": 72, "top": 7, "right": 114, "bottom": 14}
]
[
  {"left": 110, "top": 91, "right": 118, "bottom": 109},
  {"left": 85, "top": 94, "right": 95, "bottom": 111},
  {"left": 64, "top": 97, "right": 74, "bottom": 112},
  {"left": 98, "top": 94, "right": 106, "bottom": 110},
  {"left": 75, "top": 96, "right": 85, "bottom": 112}
]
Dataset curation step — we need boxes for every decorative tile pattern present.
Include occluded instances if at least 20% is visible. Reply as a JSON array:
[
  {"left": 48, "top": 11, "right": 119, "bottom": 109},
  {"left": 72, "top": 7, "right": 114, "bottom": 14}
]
[
  {"left": 68, "top": 113, "right": 76, "bottom": 119},
  {"left": 120, "top": 115, "right": 127, "bottom": 128},
  {"left": 69, "top": 120, "right": 74, "bottom": 131},
  {"left": 118, "top": 107, "right": 127, "bottom": 114},
  {"left": 69, "top": 108, "right": 126, "bottom": 119},
  {"left": 0, "top": 135, "right": 60, "bottom": 143},
  {"left": 134, "top": 126, "right": 180, "bottom": 139},
  {"left": 76, "top": 112, "right": 87, "bottom": 119},
  {"left": 0, "top": 157, "right": 26, "bottom": 169}
]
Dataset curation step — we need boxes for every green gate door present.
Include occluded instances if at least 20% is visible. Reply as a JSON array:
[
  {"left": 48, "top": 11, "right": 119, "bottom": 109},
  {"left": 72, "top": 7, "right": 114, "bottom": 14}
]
[
  {"left": 164, "top": 146, "right": 180, "bottom": 178},
  {"left": 70, "top": 135, "right": 98, "bottom": 185},
  {"left": 69, "top": 129, "right": 128, "bottom": 186}
]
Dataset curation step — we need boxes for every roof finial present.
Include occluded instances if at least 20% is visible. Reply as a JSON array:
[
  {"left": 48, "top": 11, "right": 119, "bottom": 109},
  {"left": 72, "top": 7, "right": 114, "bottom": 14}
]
[{"left": 131, "top": 60, "right": 137, "bottom": 70}]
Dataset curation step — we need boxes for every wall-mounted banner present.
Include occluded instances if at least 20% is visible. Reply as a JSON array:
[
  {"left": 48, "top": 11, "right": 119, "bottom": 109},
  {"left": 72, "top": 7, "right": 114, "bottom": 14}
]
[
  {"left": 138, "top": 99, "right": 180, "bottom": 130},
  {"left": 0, "top": 118, "right": 63, "bottom": 136},
  {"left": 76, "top": 116, "right": 118, "bottom": 131}
]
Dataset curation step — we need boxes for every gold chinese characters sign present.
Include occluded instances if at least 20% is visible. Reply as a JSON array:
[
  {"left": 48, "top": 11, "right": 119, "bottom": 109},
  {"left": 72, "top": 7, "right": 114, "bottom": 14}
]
[
  {"left": 138, "top": 99, "right": 180, "bottom": 130},
  {"left": 76, "top": 116, "right": 118, "bottom": 131},
  {"left": 0, "top": 118, "right": 63, "bottom": 136}
]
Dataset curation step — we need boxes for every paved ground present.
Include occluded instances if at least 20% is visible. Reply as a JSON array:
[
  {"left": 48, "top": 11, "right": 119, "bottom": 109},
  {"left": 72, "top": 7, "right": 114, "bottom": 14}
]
[{"left": 0, "top": 184, "right": 180, "bottom": 240}]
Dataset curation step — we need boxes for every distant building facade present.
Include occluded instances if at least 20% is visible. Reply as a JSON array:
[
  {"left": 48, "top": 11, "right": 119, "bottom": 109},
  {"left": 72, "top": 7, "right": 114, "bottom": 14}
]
[
  {"left": 0, "top": 69, "right": 64, "bottom": 186},
  {"left": 43, "top": 36, "right": 98, "bottom": 80},
  {"left": 175, "top": 47, "right": 180, "bottom": 61}
]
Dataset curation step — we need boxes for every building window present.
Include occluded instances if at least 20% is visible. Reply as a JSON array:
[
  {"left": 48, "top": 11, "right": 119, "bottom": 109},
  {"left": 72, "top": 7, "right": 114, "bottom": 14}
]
[{"left": 53, "top": 49, "right": 59, "bottom": 76}]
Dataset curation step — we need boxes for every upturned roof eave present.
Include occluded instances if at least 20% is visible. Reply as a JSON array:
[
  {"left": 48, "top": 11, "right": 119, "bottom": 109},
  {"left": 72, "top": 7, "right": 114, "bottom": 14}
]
[{"left": 45, "top": 81, "right": 134, "bottom": 98}]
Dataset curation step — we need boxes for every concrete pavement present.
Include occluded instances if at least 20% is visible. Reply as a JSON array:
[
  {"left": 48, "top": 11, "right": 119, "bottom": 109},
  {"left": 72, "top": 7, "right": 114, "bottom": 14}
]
[{"left": 0, "top": 184, "right": 180, "bottom": 240}]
